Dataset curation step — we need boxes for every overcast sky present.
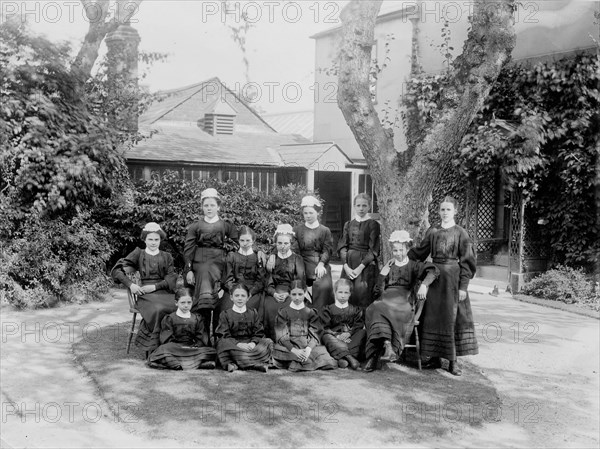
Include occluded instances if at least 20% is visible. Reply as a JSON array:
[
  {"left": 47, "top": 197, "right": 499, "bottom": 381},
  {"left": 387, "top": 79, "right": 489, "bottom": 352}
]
[{"left": 13, "top": 0, "right": 352, "bottom": 113}]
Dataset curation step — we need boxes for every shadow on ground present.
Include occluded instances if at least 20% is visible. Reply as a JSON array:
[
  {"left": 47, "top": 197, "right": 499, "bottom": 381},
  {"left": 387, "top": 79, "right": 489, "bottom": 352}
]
[{"left": 73, "top": 323, "right": 502, "bottom": 448}]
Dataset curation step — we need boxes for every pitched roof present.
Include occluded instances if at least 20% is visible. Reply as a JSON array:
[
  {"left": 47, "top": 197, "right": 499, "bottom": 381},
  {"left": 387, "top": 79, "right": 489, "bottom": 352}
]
[
  {"left": 263, "top": 110, "right": 314, "bottom": 140},
  {"left": 127, "top": 123, "right": 308, "bottom": 165},
  {"left": 277, "top": 142, "right": 353, "bottom": 169}
]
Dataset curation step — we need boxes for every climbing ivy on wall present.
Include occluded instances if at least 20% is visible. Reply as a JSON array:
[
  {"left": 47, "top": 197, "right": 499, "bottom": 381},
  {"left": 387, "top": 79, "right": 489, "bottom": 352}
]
[{"left": 403, "top": 52, "right": 599, "bottom": 268}]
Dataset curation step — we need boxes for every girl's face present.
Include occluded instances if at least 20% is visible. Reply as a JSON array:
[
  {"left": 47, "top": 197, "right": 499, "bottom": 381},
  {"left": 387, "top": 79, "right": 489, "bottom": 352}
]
[
  {"left": 145, "top": 232, "right": 161, "bottom": 252},
  {"left": 239, "top": 233, "right": 253, "bottom": 251},
  {"left": 302, "top": 207, "right": 318, "bottom": 225},
  {"left": 290, "top": 288, "right": 305, "bottom": 306},
  {"left": 176, "top": 296, "right": 193, "bottom": 314},
  {"left": 354, "top": 198, "right": 370, "bottom": 218},
  {"left": 231, "top": 288, "right": 249, "bottom": 308},
  {"left": 202, "top": 198, "right": 220, "bottom": 219},
  {"left": 276, "top": 235, "right": 291, "bottom": 254},
  {"left": 439, "top": 201, "right": 456, "bottom": 224},
  {"left": 335, "top": 284, "right": 351, "bottom": 305},
  {"left": 392, "top": 242, "right": 409, "bottom": 261}
]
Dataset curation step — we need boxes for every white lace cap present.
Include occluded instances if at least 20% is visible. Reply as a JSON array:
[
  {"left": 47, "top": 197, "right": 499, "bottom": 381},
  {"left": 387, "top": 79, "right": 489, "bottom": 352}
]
[
  {"left": 389, "top": 230, "right": 412, "bottom": 243},
  {"left": 274, "top": 224, "right": 295, "bottom": 238},
  {"left": 200, "top": 188, "right": 220, "bottom": 201},
  {"left": 143, "top": 222, "right": 162, "bottom": 233},
  {"left": 300, "top": 195, "right": 321, "bottom": 208}
]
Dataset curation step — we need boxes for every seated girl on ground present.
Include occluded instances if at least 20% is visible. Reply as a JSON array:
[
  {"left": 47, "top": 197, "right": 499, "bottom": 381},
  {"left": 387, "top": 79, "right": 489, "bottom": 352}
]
[
  {"left": 272, "top": 279, "right": 337, "bottom": 372},
  {"left": 147, "top": 288, "right": 217, "bottom": 370},
  {"left": 320, "top": 279, "right": 366, "bottom": 370},
  {"left": 215, "top": 283, "right": 273, "bottom": 373}
]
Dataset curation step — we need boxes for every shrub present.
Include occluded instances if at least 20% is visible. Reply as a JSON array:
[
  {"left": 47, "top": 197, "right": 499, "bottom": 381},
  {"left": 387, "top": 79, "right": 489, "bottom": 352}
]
[
  {"left": 99, "top": 171, "right": 320, "bottom": 269},
  {"left": 0, "top": 213, "right": 113, "bottom": 309},
  {"left": 522, "top": 265, "right": 599, "bottom": 311}
]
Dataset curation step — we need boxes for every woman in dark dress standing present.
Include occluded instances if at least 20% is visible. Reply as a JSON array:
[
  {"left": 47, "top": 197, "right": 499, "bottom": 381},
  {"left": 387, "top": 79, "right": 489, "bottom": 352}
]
[
  {"left": 111, "top": 222, "right": 177, "bottom": 353},
  {"left": 183, "top": 188, "right": 239, "bottom": 338},
  {"left": 293, "top": 195, "right": 334, "bottom": 312},
  {"left": 337, "top": 193, "right": 381, "bottom": 308},
  {"left": 408, "top": 196, "right": 478, "bottom": 376}
]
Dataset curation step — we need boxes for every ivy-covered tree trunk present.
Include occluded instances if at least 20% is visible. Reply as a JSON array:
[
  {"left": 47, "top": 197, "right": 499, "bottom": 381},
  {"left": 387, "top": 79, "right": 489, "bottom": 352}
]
[{"left": 337, "top": 0, "right": 516, "bottom": 245}]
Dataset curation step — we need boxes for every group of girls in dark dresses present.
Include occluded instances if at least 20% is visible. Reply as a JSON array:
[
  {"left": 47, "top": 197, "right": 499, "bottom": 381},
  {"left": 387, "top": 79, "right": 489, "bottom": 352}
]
[{"left": 111, "top": 190, "right": 478, "bottom": 376}]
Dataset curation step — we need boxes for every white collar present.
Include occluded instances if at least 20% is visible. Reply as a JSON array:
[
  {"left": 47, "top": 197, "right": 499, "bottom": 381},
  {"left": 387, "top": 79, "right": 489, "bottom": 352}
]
[
  {"left": 335, "top": 300, "right": 349, "bottom": 309},
  {"left": 145, "top": 248, "right": 159, "bottom": 256},
  {"left": 354, "top": 214, "right": 371, "bottom": 223},
  {"left": 441, "top": 220, "right": 456, "bottom": 229},
  {"left": 290, "top": 301, "right": 305, "bottom": 310},
  {"left": 232, "top": 305, "right": 247, "bottom": 313},
  {"left": 304, "top": 221, "right": 320, "bottom": 229},
  {"left": 238, "top": 247, "right": 254, "bottom": 256},
  {"left": 203, "top": 215, "right": 220, "bottom": 224},
  {"left": 278, "top": 249, "right": 292, "bottom": 259},
  {"left": 394, "top": 257, "right": 409, "bottom": 267},
  {"left": 176, "top": 310, "right": 191, "bottom": 318}
]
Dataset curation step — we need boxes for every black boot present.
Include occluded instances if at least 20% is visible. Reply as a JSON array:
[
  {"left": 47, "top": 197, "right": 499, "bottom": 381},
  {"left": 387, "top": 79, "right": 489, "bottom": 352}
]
[{"left": 364, "top": 356, "right": 378, "bottom": 372}]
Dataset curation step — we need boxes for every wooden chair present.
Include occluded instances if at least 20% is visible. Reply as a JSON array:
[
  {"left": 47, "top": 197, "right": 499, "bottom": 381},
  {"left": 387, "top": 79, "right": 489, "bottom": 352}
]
[
  {"left": 123, "top": 267, "right": 141, "bottom": 354},
  {"left": 403, "top": 298, "right": 426, "bottom": 370}
]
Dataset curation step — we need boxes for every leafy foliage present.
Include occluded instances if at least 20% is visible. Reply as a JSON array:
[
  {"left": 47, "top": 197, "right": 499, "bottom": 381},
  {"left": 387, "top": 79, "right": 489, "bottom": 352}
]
[
  {"left": 100, "top": 171, "right": 318, "bottom": 269},
  {"left": 522, "top": 265, "right": 599, "bottom": 311},
  {"left": 404, "top": 52, "right": 599, "bottom": 268}
]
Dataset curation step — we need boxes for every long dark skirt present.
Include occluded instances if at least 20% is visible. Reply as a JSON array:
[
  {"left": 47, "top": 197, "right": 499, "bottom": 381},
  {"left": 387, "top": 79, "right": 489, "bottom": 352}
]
[
  {"left": 307, "top": 266, "right": 334, "bottom": 312},
  {"left": 189, "top": 247, "right": 225, "bottom": 310},
  {"left": 342, "top": 250, "right": 378, "bottom": 308},
  {"left": 272, "top": 339, "right": 337, "bottom": 371},
  {"left": 419, "top": 263, "right": 478, "bottom": 361},
  {"left": 263, "top": 295, "right": 291, "bottom": 341},
  {"left": 148, "top": 343, "right": 216, "bottom": 370},
  {"left": 135, "top": 286, "right": 177, "bottom": 351},
  {"left": 216, "top": 338, "right": 273, "bottom": 369},
  {"left": 321, "top": 329, "right": 366, "bottom": 361},
  {"left": 364, "top": 286, "right": 413, "bottom": 360}
]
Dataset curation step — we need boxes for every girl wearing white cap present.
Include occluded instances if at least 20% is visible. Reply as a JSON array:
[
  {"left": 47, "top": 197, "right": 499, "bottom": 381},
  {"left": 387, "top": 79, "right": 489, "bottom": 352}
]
[
  {"left": 183, "top": 188, "right": 239, "bottom": 339},
  {"left": 408, "top": 196, "right": 478, "bottom": 376},
  {"left": 111, "top": 222, "right": 178, "bottom": 353},
  {"left": 263, "top": 224, "right": 306, "bottom": 340},
  {"left": 293, "top": 195, "right": 335, "bottom": 311},
  {"left": 337, "top": 192, "right": 381, "bottom": 308},
  {"left": 364, "top": 230, "right": 438, "bottom": 372}
]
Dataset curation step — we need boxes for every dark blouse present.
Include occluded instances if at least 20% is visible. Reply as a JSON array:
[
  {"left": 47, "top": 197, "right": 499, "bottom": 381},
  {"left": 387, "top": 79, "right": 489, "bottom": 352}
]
[
  {"left": 159, "top": 312, "right": 208, "bottom": 346},
  {"left": 293, "top": 224, "right": 334, "bottom": 269},
  {"left": 275, "top": 306, "right": 322, "bottom": 350},
  {"left": 408, "top": 225, "right": 476, "bottom": 291},
  {"left": 266, "top": 253, "right": 306, "bottom": 296},
  {"left": 373, "top": 260, "right": 439, "bottom": 298},
  {"left": 215, "top": 308, "right": 266, "bottom": 344},
  {"left": 224, "top": 251, "right": 265, "bottom": 296},
  {"left": 183, "top": 219, "right": 239, "bottom": 270},
  {"left": 337, "top": 218, "right": 381, "bottom": 266},
  {"left": 111, "top": 247, "right": 177, "bottom": 291},
  {"left": 320, "top": 304, "right": 364, "bottom": 335}
]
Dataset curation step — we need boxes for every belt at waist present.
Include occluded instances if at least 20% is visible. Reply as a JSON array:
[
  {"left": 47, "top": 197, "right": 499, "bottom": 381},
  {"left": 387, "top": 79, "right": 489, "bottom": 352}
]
[{"left": 432, "top": 258, "right": 459, "bottom": 264}]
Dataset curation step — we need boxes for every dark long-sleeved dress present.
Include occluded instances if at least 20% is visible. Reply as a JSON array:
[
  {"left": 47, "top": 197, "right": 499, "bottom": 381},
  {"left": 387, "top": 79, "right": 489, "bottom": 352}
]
[
  {"left": 293, "top": 224, "right": 334, "bottom": 311},
  {"left": 408, "top": 225, "right": 478, "bottom": 361},
  {"left": 273, "top": 306, "right": 337, "bottom": 371},
  {"left": 320, "top": 304, "right": 366, "bottom": 361},
  {"left": 148, "top": 312, "right": 216, "bottom": 369},
  {"left": 219, "top": 251, "right": 265, "bottom": 316},
  {"left": 263, "top": 253, "right": 305, "bottom": 340},
  {"left": 215, "top": 308, "right": 273, "bottom": 369},
  {"left": 183, "top": 218, "right": 238, "bottom": 311},
  {"left": 111, "top": 248, "right": 177, "bottom": 351},
  {"left": 365, "top": 261, "right": 438, "bottom": 360},
  {"left": 337, "top": 218, "right": 381, "bottom": 308}
]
